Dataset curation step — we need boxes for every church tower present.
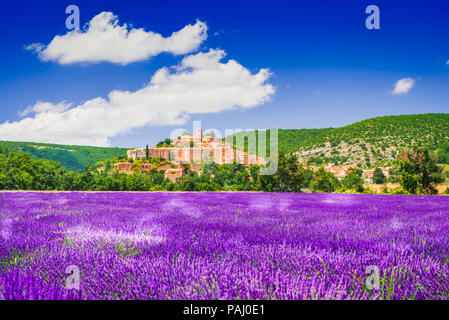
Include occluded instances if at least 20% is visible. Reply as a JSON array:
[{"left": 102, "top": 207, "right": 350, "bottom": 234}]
[{"left": 194, "top": 127, "right": 202, "bottom": 143}]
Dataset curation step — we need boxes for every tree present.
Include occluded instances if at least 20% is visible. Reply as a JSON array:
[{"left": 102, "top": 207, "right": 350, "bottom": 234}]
[
  {"left": 174, "top": 171, "right": 199, "bottom": 191},
  {"left": 302, "top": 169, "right": 314, "bottom": 189},
  {"left": 259, "top": 151, "right": 304, "bottom": 192},
  {"left": 399, "top": 147, "right": 445, "bottom": 195},
  {"left": 341, "top": 172, "right": 364, "bottom": 192},
  {"left": 277, "top": 151, "right": 305, "bottom": 192},
  {"left": 180, "top": 163, "right": 191, "bottom": 174},
  {"left": 156, "top": 138, "right": 172, "bottom": 148},
  {"left": 437, "top": 142, "right": 449, "bottom": 164},
  {"left": 309, "top": 167, "right": 340, "bottom": 193},
  {"left": 387, "top": 164, "right": 400, "bottom": 183},
  {"left": 347, "top": 167, "right": 363, "bottom": 176},
  {"left": 201, "top": 162, "right": 219, "bottom": 176},
  {"left": 145, "top": 144, "right": 149, "bottom": 160},
  {"left": 372, "top": 167, "right": 386, "bottom": 184}
]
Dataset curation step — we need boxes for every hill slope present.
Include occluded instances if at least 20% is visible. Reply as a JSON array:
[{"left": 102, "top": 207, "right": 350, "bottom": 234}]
[
  {"left": 2, "top": 113, "right": 448, "bottom": 170},
  {"left": 0, "top": 141, "right": 128, "bottom": 171},
  {"left": 296, "top": 113, "right": 449, "bottom": 166},
  {"left": 227, "top": 128, "right": 333, "bottom": 155},
  {"left": 227, "top": 113, "right": 449, "bottom": 167}
]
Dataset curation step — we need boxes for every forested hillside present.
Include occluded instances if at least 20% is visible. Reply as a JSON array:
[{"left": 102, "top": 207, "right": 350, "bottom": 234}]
[
  {"left": 227, "top": 114, "right": 449, "bottom": 167},
  {"left": 296, "top": 113, "right": 449, "bottom": 166},
  {"left": 2, "top": 113, "right": 448, "bottom": 171},
  {"left": 0, "top": 141, "right": 128, "bottom": 171},
  {"left": 227, "top": 128, "right": 332, "bottom": 155},
  {"left": 0, "top": 145, "right": 170, "bottom": 191}
]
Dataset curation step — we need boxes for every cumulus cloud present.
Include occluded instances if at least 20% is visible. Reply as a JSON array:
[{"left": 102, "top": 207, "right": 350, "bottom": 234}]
[
  {"left": 392, "top": 78, "right": 415, "bottom": 95},
  {"left": 0, "top": 49, "right": 274, "bottom": 146},
  {"left": 18, "top": 101, "right": 72, "bottom": 117},
  {"left": 26, "top": 12, "right": 207, "bottom": 65}
]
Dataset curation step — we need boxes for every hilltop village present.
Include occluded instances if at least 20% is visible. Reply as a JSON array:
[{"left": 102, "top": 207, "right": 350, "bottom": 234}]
[
  {"left": 114, "top": 128, "right": 266, "bottom": 182},
  {"left": 113, "top": 128, "right": 393, "bottom": 185},
  {"left": 1, "top": 114, "right": 447, "bottom": 194}
]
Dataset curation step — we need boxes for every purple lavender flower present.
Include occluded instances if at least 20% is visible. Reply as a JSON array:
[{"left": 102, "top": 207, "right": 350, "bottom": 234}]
[{"left": 0, "top": 192, "right": 448, "bottom": 300}]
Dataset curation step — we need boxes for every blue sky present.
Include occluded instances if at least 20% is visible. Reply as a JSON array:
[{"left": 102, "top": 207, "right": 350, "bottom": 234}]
[{"left": 0, "top": 0, "right": 448, "bottom": 147}]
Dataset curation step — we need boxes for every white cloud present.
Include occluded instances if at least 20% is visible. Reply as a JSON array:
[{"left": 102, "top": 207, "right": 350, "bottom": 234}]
[
  {"left": 24, "top": 43, "right": 45, "bottom": 53},
  {"left": 18, "top": 101, "right": 72, "bottom": 117},
  {"left": 0, "top": 49, "right": 274, "bottom": 146},
  {"left": 446, "top": 60, "right": 449, "bottom": 65},
  {"left": 26, "top": 12, "right": 207, "bottom": 65},
  {"left": 392, "top": 78, "right": 415, "bottom": 95}
]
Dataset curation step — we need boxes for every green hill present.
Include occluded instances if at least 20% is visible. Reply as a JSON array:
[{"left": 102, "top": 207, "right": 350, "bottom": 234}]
[
  {"left": 227, "top": 128, "right": 333, "bottom": 155},
  {"left": 295, "top": 113, "right": 449, "bottom": 166},
  {"left": 227, "top": 113, "right": 449, "bottom": 167},
  {"left": 0, "top": 141, "right": 128, "bottom": 171},
  {"left": 2, "top": 113, "right": 448, "bottom": 171}
]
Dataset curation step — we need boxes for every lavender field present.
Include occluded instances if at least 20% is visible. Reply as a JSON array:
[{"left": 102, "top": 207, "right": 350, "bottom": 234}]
[{"left": 0, "top": 192, "right": 448, "bottom": 300}]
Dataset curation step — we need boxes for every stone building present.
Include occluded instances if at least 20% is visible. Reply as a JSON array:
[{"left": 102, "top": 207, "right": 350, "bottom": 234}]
[
  {"left": 115, "top": 162, "right": 132, "bottom": 173},
  {"left": 163, "top": 168, "right": 184, "bottom": 182},
  {"left": 127, "top": 128, "right": 266, "bottom": 166}
]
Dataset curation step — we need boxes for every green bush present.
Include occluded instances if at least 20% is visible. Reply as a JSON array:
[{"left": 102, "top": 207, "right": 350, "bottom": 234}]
[{"left": 390, "top": 186, "right": 410, "bottom": 195}]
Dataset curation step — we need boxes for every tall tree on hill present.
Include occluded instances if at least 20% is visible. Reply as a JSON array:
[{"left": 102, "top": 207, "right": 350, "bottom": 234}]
[
  {"left": 437, "top": 142, "right": 449, "bottom": 164},
  {"left": 180, "top": 162, "right": 191, "bottom": 174},
  {"left": 399, "top": 147, "right": 445, "bottom": 195},
  {"left": 145, "top": 144, "right": 149, "bottom": 160}
]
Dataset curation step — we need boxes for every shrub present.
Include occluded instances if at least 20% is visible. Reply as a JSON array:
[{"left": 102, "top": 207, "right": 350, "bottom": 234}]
[
  {"left": 363, "top": 188, "right": 377, "bottom": 194},
  {"left": 390, "top": 186, "right": 409, "bottom": 195}
]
